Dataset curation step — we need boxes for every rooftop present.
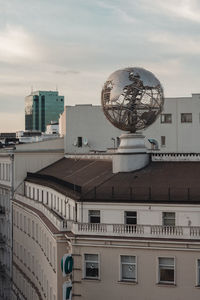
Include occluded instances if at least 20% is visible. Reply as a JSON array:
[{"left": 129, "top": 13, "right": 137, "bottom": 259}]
[{"left": 26, "top": 157, "right": 200, "bottom": 204}]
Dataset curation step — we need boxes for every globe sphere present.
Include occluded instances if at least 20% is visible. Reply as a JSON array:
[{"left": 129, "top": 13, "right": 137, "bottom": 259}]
[{"left": 101, "top": 67, "right": 164, "bottom": 133}]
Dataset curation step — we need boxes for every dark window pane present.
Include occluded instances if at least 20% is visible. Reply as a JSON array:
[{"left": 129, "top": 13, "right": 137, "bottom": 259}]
[
  {"left": 86, "top": 262, "right": 98, "bottom": 277},
  {"left": 160, "top": 268, "right": 174, "bottom": 282}
]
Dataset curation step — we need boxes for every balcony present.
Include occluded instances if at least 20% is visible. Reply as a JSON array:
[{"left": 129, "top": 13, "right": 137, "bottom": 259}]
[{"left": 71, "top": 223, "right": 200, "bottom": 240}]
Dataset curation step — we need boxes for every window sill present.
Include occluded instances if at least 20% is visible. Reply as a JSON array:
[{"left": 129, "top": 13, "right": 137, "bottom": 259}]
[
  {"left": 157, "top": 282, "right": 176, "bottom": 287},
  {"left": 82, "top": 278, "right": 100, "bottom": 282},
  {"left": 118, "top": 280, "right": 137, "bottom": 285}
]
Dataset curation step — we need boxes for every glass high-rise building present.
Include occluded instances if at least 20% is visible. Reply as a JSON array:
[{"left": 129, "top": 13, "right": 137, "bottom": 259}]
[{"left": 25, "top": 90, "right": 64, "bottom": 132}]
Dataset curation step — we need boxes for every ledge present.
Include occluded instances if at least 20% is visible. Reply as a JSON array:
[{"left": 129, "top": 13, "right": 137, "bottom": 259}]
[{"left": 117, "top": 280, "right": 138, "bottom": 285}]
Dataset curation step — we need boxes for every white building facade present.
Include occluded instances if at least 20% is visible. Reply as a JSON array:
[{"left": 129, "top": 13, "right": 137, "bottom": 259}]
[{"left": 59, "top": 94, "right": 200, "bottom": 154}]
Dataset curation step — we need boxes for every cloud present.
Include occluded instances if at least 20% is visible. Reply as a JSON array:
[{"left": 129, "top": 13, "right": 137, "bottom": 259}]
[
  {"left": 96, "top": 0, "right": 137, "bottom": 24},
  {"left": 54, "top": 70, "right": 80, "bottom": 75},
  {"left": 0, "top": 25, "right": 41, "bottom": 63},
  {"left": 140, "top": 0, "right": 200, "bottom": 23},
  {"left": 148, "top": 32, "right": 200, "bottom": 55}
]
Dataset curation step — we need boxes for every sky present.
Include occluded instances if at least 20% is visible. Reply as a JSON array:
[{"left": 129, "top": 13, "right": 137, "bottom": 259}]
[{"left": 1, "top": 0, "right": 200, "bottom": 131}]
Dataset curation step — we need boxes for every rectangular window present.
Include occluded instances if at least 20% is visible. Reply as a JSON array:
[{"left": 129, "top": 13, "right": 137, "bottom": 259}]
[
  {"left": 84, "top": 254, "right": 99, "bottom": 279},
  {"left": 161, "top": 136, "right": 166, "bottom": 147},
  {"left": 158, "top": 257, "right": 175, "bottom": 284},
  {"left": 161, "top": 114, "right": 172, "bottom": 124},
  {"left": 120, "top": 255, "right": 136, "bottom": 282},
  {"left": 77, "top": 137, "right": 82, "bottom": 147},
  {"left": 197, "top": 260, "right": 200, "bottom": 286},
  {"left": 162, "top": 212, "right": 175, "bottom": 226},
  {"left": 89, "top": 210, "right": 100, "bottom": 223},
  {"left": 125, "top": 211, "right": 137, "bottom": 225},
  {"left": 181, "top": 113, "right": 192, "bottom": 123}
]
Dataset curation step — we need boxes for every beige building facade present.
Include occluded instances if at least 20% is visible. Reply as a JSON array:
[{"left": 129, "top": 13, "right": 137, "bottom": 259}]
[
  {"left": 12, "top": 154, "right": 200, "bottom": 300},
  {"left": 0, "top": 138, "right": 64, "bottom": 300}
]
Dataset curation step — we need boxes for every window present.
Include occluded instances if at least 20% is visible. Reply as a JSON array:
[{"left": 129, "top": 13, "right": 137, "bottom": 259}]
[
  {"left": 161, "top": 136, "right": 166, "bottom": 147},
  {"left": 77, "top": 137, "right": 82, "bottom": 147},
  {"left": 120, "top": 256, "right": 136, "bottom": 282},
  {"left": 161, "top": 114, "right": 172, "bottom": 124},
  {"left": 197, "top": 260, "right": 200, "bottom": 286},
  {"left": 125, "top": 211, "right": 137, "bottom": 225},
  {"left": 158, "top": 257, "right": 175, "bottom": 284},
  {"left": 181, "top": 113, "right": 192, "bottom": 123},
  {"left": 162, "top": 212, "right": 175, "bottom": 226},
  {"left": 84, "top": 254, "right": 99, "bottom": 279},
  {"left": 89, "top": 210, "right": 100, "bottom": 223}
]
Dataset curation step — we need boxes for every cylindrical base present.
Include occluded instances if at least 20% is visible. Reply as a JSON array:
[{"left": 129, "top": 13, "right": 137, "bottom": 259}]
[
  {"left": 117, "top": 133, "right": 146, "bottom": 153},
  {"left": 113, "top": 133, "right": 149, "bottom": 173}
]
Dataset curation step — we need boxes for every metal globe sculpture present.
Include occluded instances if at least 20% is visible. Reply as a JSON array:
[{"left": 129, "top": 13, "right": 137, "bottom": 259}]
[{"left": 101, "top": 67, "right": 164, "bottom": 133}]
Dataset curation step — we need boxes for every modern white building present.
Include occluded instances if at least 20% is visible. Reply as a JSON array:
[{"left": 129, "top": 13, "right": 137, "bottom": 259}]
[{"left": 59, "top": 94, "right": 200, "bottom": 154}]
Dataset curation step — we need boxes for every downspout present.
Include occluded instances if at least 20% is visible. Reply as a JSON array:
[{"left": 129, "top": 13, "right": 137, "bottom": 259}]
[{"left": 10, "top": 153, "right": 14, "bottom": 297}]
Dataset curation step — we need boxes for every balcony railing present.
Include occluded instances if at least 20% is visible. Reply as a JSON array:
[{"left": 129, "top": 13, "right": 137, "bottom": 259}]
[{"left": 71, "top": 223, "right": 200, "bottom": 240}]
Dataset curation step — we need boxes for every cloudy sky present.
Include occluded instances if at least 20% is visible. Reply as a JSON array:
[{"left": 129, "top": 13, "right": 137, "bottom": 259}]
[{"left": 1, "top": 0, "right": 200, "bottom": 131}]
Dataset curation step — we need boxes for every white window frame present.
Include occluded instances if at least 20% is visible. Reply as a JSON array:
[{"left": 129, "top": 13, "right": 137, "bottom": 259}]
[
  {"left": 83, "top": 253, "right": 100, "bottom": 280},
  {"left": 120, "top": 255, "right": 137, "bottom": 282},
  {"left": 157, "top": 256, "right": 175, "bottom": 285}
]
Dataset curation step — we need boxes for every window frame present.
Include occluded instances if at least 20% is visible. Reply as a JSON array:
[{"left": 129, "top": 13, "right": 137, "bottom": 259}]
[
  {"left": 196, "top": 259, "right": 200, "bottom": 286},
  {"left": 181, "top": 113, "right": 192, "bottom": 123},
  {"left": 88, "top": 210, "right": 100, "bottom": 224},
  {"left": 83, "top": 253, "right": 100, "bottom": 280},
  {"left": 124, "top": 211, "right": 137, "bottom": 225},
  {"left": 161, "top": 136, "right": 166, "bottom": 147},
  {"left": 157, "top": 256, "right": 175, "bottom": 285},
  {"left": 160, "top": 114, "right": 172, "bottom": 124},
  {"left": 162, "top": 212, "right": 176, "bottom": 226},
  {"left": 120, "top": 255, "right": 137, "bottom": 282}
]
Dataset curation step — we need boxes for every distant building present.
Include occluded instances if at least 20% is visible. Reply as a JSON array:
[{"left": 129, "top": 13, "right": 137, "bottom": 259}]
[
  {"left": 25, "top": 91, "right": 64, "bottom": 132},
  {"left": 46, "top": 121, "right": 59, "bottom": 135}
]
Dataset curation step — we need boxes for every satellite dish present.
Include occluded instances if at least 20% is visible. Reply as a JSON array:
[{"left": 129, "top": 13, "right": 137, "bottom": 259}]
[{"left": 83, "top": 138, "right": 88, "bottom": 146}]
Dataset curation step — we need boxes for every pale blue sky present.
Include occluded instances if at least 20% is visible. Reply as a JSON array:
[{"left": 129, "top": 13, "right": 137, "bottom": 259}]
[{"left": 1, "top": 0, "right": 200, "bottom": 131}]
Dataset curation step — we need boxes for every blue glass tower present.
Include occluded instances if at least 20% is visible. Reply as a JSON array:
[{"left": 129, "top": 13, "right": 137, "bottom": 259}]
[{"left": 25, "top": 91, "right": 64, "bottom": 132}]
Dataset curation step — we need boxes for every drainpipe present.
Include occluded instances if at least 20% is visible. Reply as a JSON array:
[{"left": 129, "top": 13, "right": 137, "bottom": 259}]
[{"left": 9, "top": 153, "right": 14, "bottom": 298}]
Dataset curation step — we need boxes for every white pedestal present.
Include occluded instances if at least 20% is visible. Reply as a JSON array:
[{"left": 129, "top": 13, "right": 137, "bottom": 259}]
[{"left": 112, "top": 133, "right": 149, "bottom": 173}]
